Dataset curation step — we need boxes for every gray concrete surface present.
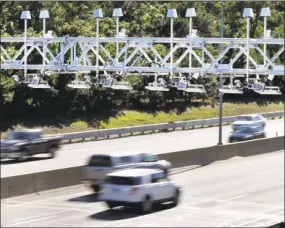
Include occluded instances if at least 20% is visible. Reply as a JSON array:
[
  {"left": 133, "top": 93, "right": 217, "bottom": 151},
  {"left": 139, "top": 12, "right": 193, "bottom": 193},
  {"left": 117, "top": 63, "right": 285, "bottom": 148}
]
[
  {"left": 1, "top": 119, "right": 284, "bottom": 178},
  {"left": 2, "top": 136, "right": 283, "bottom": 199},
  {"left": 1, "top": 151, "right": 284, "bottom": 227}
]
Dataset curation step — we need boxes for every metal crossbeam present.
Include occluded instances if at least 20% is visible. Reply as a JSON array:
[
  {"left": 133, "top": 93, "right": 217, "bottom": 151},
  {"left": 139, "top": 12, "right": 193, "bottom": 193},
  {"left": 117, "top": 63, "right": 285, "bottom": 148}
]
[{"left": 1, "top": 37, "right": 284, "bottom": 76}]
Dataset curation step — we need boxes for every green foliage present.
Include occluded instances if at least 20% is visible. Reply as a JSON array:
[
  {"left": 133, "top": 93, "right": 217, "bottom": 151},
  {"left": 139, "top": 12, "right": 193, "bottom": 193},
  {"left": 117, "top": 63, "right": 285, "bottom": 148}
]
[
  {"left": 1, "top": 102, "right": 283, "bottom": 137},
  {"left": 70, "top": 120, "right": 89, "bottom": 130},
  {"left": 0, "top": 76, "right": 15, "bottom": 104},
  {"left": 0, "top": 1, "right": 284, "bottom": 124}
]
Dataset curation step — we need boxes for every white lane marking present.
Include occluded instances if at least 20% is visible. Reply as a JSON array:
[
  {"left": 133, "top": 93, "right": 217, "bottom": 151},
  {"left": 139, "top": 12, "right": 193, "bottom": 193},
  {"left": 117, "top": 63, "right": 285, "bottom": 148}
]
[
  {"left": 2, "top": 203, "right": 92, "bottom": 212},
  {"left": 261, "top": 207, "right": 283, "bottom": 213},
  {"left": 179, "top": 194, "right": 283, "bottom": 208},
  {"left": 178, "top": 206, "right": 284, "bottom": 219},
  {"left": 211, "top": 201, "right": 236, "bottom": 209},
  {"left": 1, "top": 191, "right": 89, "bottom": 207},
  {"left": 137, "top": 224, "right": 161, "bottom": 227},
  {"left": 173, "top": 213, "right": 231, "bottom": 223},
  {"left": 222, "top": 194, "right": 250, "bottom": 201},
  {"left": 35, "top": 224, "right": 59, "bottom": 227},
  {"left": 113, "top": 223, "right": 132, "bottom": 227},
  {"left": 7, "top": 201, "right": 104, "bottom": 210},
  {"left": 3, "top": 205, "right": 93, "bottom": 227},
  {"left": 235, "top": 216, "right": 281, "bottom": 227},
  {"left": 1, "top": 209, "right": 69, "bottom": 227},
  {"left": 41, "top": 222, "right": 80, "bottom": 227},
  {"left": 256, "top": 169, "right": 276, "bottom": 175},
  {"left": 4, "top": 215, "right": 58, "bottom": 227}
]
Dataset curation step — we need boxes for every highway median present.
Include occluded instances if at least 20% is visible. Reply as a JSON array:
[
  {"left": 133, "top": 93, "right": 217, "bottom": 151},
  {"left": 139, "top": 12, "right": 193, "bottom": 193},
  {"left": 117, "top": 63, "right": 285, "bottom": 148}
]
[{"left": 1, "top": 135, "right": 284, "bottom": 199}]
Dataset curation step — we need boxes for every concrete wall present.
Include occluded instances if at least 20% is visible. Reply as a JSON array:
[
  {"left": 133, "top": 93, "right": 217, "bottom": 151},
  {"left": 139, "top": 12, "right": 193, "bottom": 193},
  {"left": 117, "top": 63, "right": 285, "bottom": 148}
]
[
  {"left": 159, "top": 136, "right": 284, "bottom": 168},
  {"left": 1, "top": 136, "right": 284, "bottom": 199},
  {"left": 1, "top": 166, "right": 83, "bottom": 199}
]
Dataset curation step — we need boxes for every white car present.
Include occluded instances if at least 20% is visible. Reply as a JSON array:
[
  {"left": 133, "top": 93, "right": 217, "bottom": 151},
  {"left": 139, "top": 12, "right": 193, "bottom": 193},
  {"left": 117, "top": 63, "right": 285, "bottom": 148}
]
[
  {"left": 82, "top": 152, "right": 172, "bottom": 193},
  {"left": 99, "top": 168, "right": 181, "bottom": 214},
  {"left": 232, "top": 114, "right": 267, "bottom": 131}
]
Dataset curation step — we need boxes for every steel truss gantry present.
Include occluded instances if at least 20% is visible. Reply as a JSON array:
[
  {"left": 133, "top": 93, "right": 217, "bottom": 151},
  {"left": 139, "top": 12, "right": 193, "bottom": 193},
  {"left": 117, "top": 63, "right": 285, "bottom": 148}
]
[{"left": 1, "top": 36, "right": 284, "bottom": 77}]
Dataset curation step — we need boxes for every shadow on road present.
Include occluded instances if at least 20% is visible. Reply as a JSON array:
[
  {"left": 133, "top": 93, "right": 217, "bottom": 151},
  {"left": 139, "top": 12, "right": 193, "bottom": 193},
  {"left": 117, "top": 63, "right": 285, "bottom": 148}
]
[
  {"left": 89, "top": 208, "right": 140, "bottom": 221},
  {"left": 89, "top": 203, "right": 174, "bottom": 221},
  {"left": 68, "top": 193, "right": 102, "bottom": 203}
]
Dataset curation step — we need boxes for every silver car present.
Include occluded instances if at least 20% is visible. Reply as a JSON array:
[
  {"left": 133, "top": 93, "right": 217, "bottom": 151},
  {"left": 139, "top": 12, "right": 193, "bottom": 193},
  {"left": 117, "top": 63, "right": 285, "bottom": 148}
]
[
  {"left": 82, "top": 151, "right": 172, "bottom": 193},
  {"left": 232, "top": 114, "right": 267, "bottom": 131}
]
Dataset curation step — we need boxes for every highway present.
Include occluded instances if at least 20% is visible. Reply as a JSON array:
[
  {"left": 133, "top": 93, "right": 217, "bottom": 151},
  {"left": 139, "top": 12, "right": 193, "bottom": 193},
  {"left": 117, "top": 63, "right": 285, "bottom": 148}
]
[
  {"left": 1, "top": 118, "right": 284, "bottom": 178},
  {"left": 1, "top": 151, "right": 284, "bottom": 227}
]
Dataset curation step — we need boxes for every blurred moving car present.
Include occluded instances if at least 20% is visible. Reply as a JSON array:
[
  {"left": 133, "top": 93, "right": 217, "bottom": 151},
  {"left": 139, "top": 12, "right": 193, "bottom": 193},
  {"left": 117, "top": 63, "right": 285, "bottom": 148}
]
[
  {"left": 231, "top": 114, "right": 267, "bottom": 132},
  {"left": 0, "top": 129, "right": 62, "bottom": 161},
  {"left": 82, "top": 152, "right": 172, "bottom": 193},
  {"left": 99, "top": 168, "right": 181, "bottom": 214},
  {"left": 229, "top": 125, "right": 266, "bottom": 143}
]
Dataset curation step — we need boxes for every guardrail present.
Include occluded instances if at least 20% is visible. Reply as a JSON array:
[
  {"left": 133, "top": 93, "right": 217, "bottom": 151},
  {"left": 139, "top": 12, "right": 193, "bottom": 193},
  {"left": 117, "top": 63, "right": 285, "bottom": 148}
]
[{"left": 47, "top": 111, "right": 284, "bottom": 143}]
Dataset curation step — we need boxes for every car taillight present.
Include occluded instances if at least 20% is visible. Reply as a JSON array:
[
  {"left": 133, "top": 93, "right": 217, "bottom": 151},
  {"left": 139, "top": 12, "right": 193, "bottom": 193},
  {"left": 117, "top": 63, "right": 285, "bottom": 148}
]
[{"left": 129, "top": 187, "right": 139, "bottom": 195}]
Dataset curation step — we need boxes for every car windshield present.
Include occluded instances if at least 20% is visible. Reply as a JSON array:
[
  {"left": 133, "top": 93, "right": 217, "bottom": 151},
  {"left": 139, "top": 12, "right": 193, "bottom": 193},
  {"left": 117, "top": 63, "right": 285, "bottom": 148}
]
[
  {"left": 88, "top": 155, "right": 112, "bottom": 167},
  {"left": 5, "top": 132, "right": 30, "bottom": 140},
  {"left": 237, "top": 116, "right": 253, "bottom": 121},
  {"left": 141, "top": 153, "right": 158, "bottom": 162},
  {"left": 234, "top": 126, "right": 256, "bottom": 133}
]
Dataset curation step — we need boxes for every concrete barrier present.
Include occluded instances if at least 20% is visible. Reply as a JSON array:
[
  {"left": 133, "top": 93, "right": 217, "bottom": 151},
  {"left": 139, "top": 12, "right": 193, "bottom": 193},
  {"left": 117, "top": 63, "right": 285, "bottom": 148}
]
[
  {"left": 33, "top": 166, "right": 83, "bottom": 192},
  {"left": 1, "top": 166, "right": 83, "bottom": 199},
  {"left": 1, "top": 136, "right": 284, "bottom": 199},
  {"left": 1, "top": 174, "right": 34, "bottom": 199},
  {"left": 161, "top": 136, "right": 284, "bottom": 168},
  {"left": 158, "top": 148, "right": 203, "bottom": 168}
]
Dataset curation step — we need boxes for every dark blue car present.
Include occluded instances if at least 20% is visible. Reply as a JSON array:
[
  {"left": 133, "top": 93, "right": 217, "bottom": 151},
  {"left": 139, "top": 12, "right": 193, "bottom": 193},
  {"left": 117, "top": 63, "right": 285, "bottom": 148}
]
[{"left": 228, "top": 125, "right": 266, "bottom": 143}]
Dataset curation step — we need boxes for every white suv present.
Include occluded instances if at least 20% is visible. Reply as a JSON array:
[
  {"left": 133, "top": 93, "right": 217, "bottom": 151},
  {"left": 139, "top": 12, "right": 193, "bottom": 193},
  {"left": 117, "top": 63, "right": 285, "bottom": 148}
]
[
  {"left": 99, "top": 168, "right": 181, "bottom": 214},
  {"left": 83, "top": 152, "right": 172, "bottom": 193}
]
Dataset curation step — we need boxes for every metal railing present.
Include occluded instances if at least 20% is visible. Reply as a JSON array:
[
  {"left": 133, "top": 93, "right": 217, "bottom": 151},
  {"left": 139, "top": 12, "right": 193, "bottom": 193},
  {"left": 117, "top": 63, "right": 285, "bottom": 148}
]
[{"left": 46, "top": 111, "right": 284, "bottom": 143}]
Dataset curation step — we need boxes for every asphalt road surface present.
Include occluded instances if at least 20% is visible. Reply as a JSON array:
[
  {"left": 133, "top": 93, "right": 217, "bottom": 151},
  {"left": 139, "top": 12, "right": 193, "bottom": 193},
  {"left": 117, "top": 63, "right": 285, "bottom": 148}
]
[
  {"left": 1, "top": 119, "right": 284, "bottom": 177},
  {"left": 1, "top": 150, "right": 284, "bottom": 227}
]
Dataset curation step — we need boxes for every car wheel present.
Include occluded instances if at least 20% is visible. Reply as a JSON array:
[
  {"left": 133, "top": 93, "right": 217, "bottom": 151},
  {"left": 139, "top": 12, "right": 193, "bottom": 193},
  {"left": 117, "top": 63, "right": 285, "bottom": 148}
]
[
  {"left": 48, "top": 146, "right": 57, "bottom": 158},
  {"left": 17, "top": 149, "right": 29, "bottom": 162},
  {"left": 172, "top": 189, "right": 180, "bottom": 207},
  {"left": 106, "top": 201, "right": 117, "bottom": 209},
  {"left": 163, "top": 169, "right": 169, "bottom": 177},
  {"left": 140, "top": 196, "right": 153, "bottom": 214},
  {"left": 92, "top": 185, "right": 101, "bottom": 194}
]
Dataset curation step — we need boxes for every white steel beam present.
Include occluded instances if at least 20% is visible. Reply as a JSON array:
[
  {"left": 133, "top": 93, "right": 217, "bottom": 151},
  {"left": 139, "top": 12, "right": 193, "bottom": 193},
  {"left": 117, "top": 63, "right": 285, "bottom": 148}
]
[
  {"left": 0, "top": 45, "right": 11, "bottom": 59},
  {"left": 0, "top": 36, "right": 284, "bottom": 77}
]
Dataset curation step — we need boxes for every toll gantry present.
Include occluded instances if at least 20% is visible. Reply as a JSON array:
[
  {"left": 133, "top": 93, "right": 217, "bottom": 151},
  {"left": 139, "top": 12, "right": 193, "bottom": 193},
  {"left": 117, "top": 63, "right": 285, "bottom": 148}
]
[{"left": 0, "top": 7, "right": 284, "bottom": 95}]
